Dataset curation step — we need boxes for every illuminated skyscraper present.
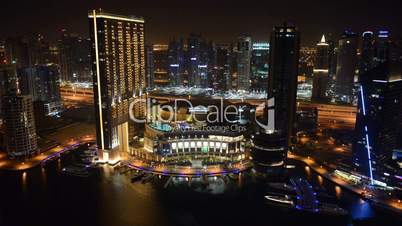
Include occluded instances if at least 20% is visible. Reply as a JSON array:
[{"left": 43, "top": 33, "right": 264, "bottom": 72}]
[
  {"left": 186, "top": 33, "right": 209, "bottom": 87},
  {"left": 251, "top": 42, "right": 269, "bottom": 92},
  {"left": 3, "top": 95, "right": 38, "bottom": 159},
  {"left": 353, "top": 63, "right": 402, "bottom": 183},
  {"left": 214, "top": 43, "right": 232, "bottom": 91},
  {"left": 354, "top": 36, "right": 402, "bottom": 183},
  {"left": 167, "top": 38, "right": 185, "bottom": 86},
  {"left": 360, "top": 31, "right": 375, "bottom": 75},
  {"left": 335, "top": 30, "right": 358, "bottom": 102},
  {"left": 0, "top": 64, "right": 19, "bottom": 116},
  {"left": 251, "top": 23, "right": 300, "bottom": 175},
  {"left": 268, "top": 23, "right": 300, "bottom": 145},
  {"left": 374, "top": 30, "right": 391, "bottom": 65},
  {"left": 58, "top": 30, "right": 92, "bottom": 82},
  {"left": 312, "top": 35, "right": 329, "bottom": 100},
  {"left": 18, "top": 65, "right": 62, "bottom": 116},
  {"left": 145, "top": 43, "right": 154, "bottom": 89},
  {"left": 152, "top": 44, "right": 169, "bottom": 87},
  {"left": 88, "top": 10, "right": 145, "bottom": 163},
  {"left": 1, "top": 65, "right": 38, "bottom": 159},
  {"left": 236, "top": 35, "right": 252, "bottom": 91}
]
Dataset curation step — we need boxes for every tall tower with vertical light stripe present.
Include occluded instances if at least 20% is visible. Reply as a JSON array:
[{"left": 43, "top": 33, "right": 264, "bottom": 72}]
[{"left": 88, "top": 9, "right": 145, "bottom": 163}]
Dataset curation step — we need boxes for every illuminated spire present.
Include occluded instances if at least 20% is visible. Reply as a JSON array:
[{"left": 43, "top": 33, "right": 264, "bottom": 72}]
[
  {"left": 317, "top": 34, "right": 328, "bottom": 46},
  {"left": 320, "top": 34, "right": 326, "bottom": 43}
]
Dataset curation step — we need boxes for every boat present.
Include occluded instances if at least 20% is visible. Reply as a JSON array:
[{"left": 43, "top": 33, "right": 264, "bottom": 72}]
[
  {"left": 264, "top": 193, "right": 349, "bottom": 217},
  {"left": 61, "top": 166, "right": 90, "bottom": 177},
  {"left": 264, "top": 193, "right": 294, "bottom": 208}
]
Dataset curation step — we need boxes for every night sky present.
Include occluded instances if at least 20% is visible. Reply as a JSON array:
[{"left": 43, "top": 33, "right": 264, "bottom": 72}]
[{"left": 1, "top": 0, "right": 402, "bottom": 46}]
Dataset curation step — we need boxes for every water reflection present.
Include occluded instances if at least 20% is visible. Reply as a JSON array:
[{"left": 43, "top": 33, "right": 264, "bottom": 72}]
[
  {"left": 41, "top": 167, "right": 47, "bottom": 188},
  {"left": 57, "top": 159, "right": 61, "bottom": 171},
  {"left": 350, "top": 199, "right": 375, "bottom": 219},
  {"left": 21, "top": 171, "right": 27, "bottom": 193},
  {"left": 304, "top": 165, "right": 311, "bottom": 179},
  {"left": 317, "top": 175, "right": 323, "bottom": 187},
  {"left": 335, "top": 185, "right": 342, "bottom": 199},
  {"left": 1, "top": 155, "right": 387, "bottom": 226},
  {"left": 238, "top": 172, "right": 243, "bottom": 187}
]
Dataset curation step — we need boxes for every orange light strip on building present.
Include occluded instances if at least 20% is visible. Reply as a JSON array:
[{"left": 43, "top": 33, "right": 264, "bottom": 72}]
[{"left": 92, "top": 10, "right": 105, "bottom": 150}]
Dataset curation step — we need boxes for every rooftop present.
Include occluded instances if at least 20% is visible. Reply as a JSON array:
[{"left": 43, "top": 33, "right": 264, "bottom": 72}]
[{"left": 88, "top": 9, "right": 144, "bottom": 23}]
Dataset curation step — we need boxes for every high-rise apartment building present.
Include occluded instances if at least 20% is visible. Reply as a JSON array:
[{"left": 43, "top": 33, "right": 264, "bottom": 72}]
[
  {"left": 152, "top": 44, "right": 169, "bottom": 87},
  {"left": 236, "top": 35, "right": 252, "bottom": 91},
  {"left": 58, "top": 30, "right": 92, "bottom": 82},
  {"left": 353, "top": 63, "right": 402, "bottom": 183},
  {"left": 251, "top": 42, "right": 269, "bottom": 92},
  {"left": 1, "top": 64, "right": 38, "bottom": 159},
  {"left": 187, "top": 33, "right": 209, "bottom": 87},
  {"left": 312, "top": 35, "right": 329, "bottom": 100},
  {"left": 335, "top": 30, "right": 358, "bottom": 102},
  {"left": 267, "top": 23, "right": 300, "bottom": 145},
  {"left": 251, "top": 23, "right": 300, "bottom": 174},
  {"left": 214, "top": 43, "right": 232, "bottom": 91},
  {"left": 145, "top": 43, "right": 154, "bottom": 89},
  {"left": 18, "top": 65, "right": 62, "bottom": 116},
  {"left": 167, "top": 38, "right": 185, "bottom": 86},
  {"left": 2, "top": 95, "right": 38, "bottom": 159},
  {"left": 88, "top": 10, "right": 146, "bottom": 163},
  {"left": 360, "top": 31, "right": 375, "bottom": 75}
]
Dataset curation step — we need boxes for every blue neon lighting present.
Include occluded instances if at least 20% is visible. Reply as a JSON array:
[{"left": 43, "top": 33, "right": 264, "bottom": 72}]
[
  {"left": 360, "top": 86, "right": 367, "bottom": 116},
  {"left": 378, "top": 31, "right": 389, "bottom": 38},
  {"left": 360, "top": 85, "right": 374, "bottom": 185},
  {"left": 365, "top": 134, "right": 374, "bottom": 185}
]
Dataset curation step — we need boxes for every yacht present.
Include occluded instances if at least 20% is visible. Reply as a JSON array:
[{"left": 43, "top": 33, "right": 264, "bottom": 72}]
[{"left": 264, "top": 193, "right": 294, "bottom": 208}]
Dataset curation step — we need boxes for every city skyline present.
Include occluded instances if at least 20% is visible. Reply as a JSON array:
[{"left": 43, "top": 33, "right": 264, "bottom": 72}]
[
  {"left": 1, "top": 5, "right": 402, "bottom": 226},
  {"left": 1, "top": 0, "right": 402, "bottom": 45}
]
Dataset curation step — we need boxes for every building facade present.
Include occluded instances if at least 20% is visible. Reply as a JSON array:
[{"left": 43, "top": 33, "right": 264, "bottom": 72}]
[
  {"left": 267, "top": 23, "right": 300, "bottom": 145},
  {"left": 360, "top": 31, "right": 375, "bottom": 75},
  {"left": 251, "top": 23, "right": 300, "bottom": 174},
  {"left": 167, "top": 38, "right": 185, "bottom": 86},
  {"left": 18, "top": 65, "right": 62, "bottom": 116},
  {"left": 2, "top": 95, "right": 38, "bottom": 159},
  {"left": 312, "top": 35, "right": 329, "bottom": 100},
  {"left": 354, "top": 63, "right": 402, "bottom": 183},
  {"left": 214, "top": 43, "right": 232, "bottom": 91},
  {"left": 58, "top": 30, "right": 92, "bottom": 82},
  {"left": 145, "top": 43, "right": 155, "bottom": 89},
  {"left": 1, "top": 65, "right": 38, "bottom": 159},
  {"left": 335, "top": 30, "right": 358, "bottom": 102},
  {"left": 236, "top": 35, "right": 252, "bottom": 91},
  {"left": 152, "top": 44, "right": 169, "bottom": 87},
  {"left": 88, "top": 10, "right": 146, "bottom": 163},
  {"left": 251, "top": 42, "right": 269, "bottom": 92}
]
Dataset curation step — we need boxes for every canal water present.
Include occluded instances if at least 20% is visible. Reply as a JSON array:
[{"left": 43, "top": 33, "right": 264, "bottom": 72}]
[{"left": 0, "top": 148, "right": 399, "bottom": 226}]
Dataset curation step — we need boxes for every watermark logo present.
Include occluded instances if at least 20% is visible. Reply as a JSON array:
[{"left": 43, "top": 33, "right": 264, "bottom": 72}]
[
  {"left": 254, "top": 97, "right": 275, "bottom": 133},
  {"left": 129, "top": 97, "right": 275, "bottom": 133}
]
